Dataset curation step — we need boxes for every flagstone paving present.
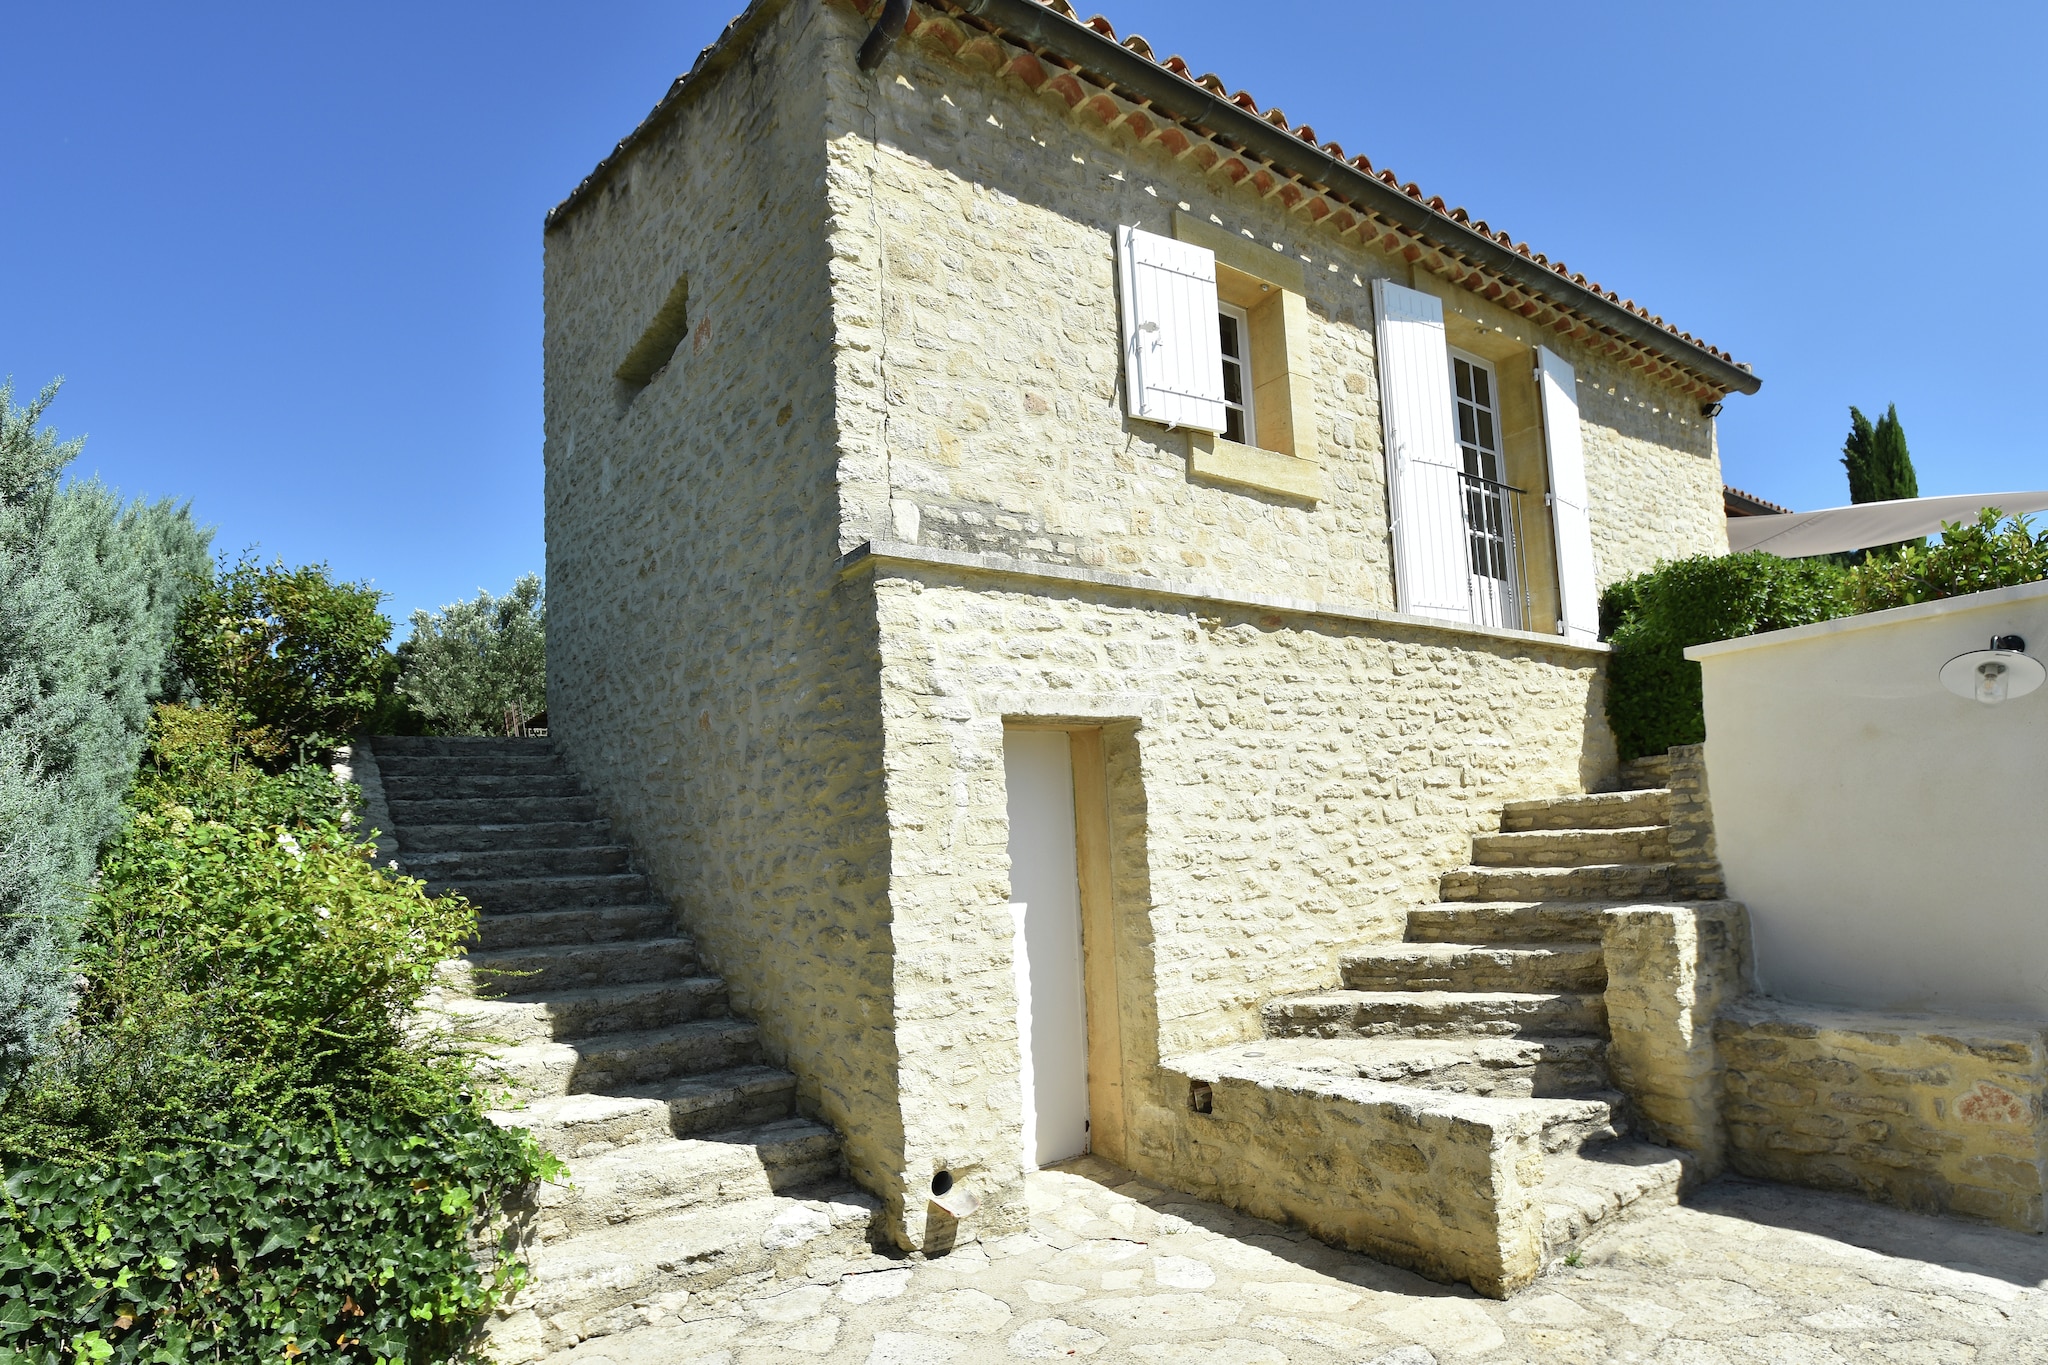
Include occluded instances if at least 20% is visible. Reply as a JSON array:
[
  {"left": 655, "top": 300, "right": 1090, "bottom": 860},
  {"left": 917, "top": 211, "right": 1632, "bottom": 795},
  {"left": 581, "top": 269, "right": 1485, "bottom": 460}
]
[{"left": 532, "top": 1157, "right": 2048, "bottom": 1364}]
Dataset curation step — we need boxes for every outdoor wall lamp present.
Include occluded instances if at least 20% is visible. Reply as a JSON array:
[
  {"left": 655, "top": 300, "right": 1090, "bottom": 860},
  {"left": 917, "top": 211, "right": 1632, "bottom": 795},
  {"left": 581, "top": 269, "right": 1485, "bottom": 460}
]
[{"left": 1940, "top": 634, "right": 2045, "bottom": 705}]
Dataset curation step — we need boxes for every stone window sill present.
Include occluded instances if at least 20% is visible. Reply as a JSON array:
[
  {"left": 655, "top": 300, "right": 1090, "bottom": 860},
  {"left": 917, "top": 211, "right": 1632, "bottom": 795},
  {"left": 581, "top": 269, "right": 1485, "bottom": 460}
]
[{"left": 1188, "top": 432, "right": 1323, "bottom": 503}]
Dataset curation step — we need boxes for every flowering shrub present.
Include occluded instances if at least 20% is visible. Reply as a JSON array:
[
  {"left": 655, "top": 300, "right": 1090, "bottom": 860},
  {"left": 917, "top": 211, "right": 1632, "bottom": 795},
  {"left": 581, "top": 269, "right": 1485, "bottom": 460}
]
[{"left": 0, "top": 709, "right": 557, "bottom": 1362}]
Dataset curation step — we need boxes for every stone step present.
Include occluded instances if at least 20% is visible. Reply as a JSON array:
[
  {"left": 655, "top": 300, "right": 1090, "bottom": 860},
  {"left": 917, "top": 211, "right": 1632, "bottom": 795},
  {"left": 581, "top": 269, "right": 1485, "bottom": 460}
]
[
  {"left": 1500, "top": 789, "right": 1670, "bottom": 832},
  {"left": 1538, "top": 1140, "right": 1693, "bottom": 1263},
  {"left": 401, "top": 844, "right": 634, "bottom": 882},
  {"left": 1187, "top": 1036, "right": 1611, "bottom": 1099},
  {"left": 390, "top": 795, "right": 605, "bottom": 826},
  {"left": 1406, "top": 901, "right": 1615, "bottom": 945},
  {"left": 443, "top": 937, "right": 699, "bottom": 995},
  {"left": 383, "top": 773, "right": 586, "bottom": 802},
  {"left": 1440, "top": 862, "right": 1672, "bottom": 903},
  {"left": 1470, "top": 826, "right": 1670, "bottom": 868},
  {"left": 437, "top": 977, "right": 730, "bottom": 1045},
  {"left": 517, "top": 1118, "right": 844, "bottom": 1242},
  {"left": 1617, "top": 754, "right": 1673, "bottom": 792},
  {"left": 375, "top": 751, "right": 568, "bottom": 778},
  {"left": 395, "top": 819, "right": 617, "bottom": 854},
  {"left": 483, "top": 1190, "right": 883, "bottom": 1365},
  {"left": 431, "top": 872, "right": 655, "bottom": 914},
  {"left": 1340, "top": 942, "right": 1607, "bottom": 994},
  {"left": 371, "top": 735, "right": 556, "bottom": 757},
  {"left": 495, "top": 1065, "right": 802, "bottom": 1155},
  {"left": 1262, "top": 989, "right": 1606, "bottom": 1040},
  {"left": 481, "top": 1018, "right": 765, "bottom": 1099},
  {"left": 471, "top": 904, "right": 673, "bottom": 952}
]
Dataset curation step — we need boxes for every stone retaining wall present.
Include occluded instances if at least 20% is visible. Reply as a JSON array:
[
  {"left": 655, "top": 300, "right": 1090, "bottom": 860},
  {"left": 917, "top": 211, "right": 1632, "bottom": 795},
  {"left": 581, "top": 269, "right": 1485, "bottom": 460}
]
[{"left": 1716, "top": 998, "right": 2048, "bottom": 1233}]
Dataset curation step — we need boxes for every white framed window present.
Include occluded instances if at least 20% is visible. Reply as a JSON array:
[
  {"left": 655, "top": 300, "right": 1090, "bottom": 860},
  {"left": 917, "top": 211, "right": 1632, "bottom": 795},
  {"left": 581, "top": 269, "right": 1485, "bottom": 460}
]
[{"left": 1218, "top": 302, "right": 1256, "bottom": 446}]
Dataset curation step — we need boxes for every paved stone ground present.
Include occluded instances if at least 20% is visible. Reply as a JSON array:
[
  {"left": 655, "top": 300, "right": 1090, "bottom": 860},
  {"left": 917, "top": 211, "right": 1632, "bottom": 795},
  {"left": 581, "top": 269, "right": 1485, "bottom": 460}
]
[{"left": 550, "top": 1157, "right": 2048, "bottom": 1364}]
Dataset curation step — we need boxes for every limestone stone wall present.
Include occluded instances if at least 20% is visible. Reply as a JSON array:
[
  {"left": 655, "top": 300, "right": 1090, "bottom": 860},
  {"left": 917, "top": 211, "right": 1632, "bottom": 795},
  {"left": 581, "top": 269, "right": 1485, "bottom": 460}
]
[
  {"left": 542, "top": 0, "right": 908, "bottom": 1212},
  {"left": 1717, "top": 999, "right": 2048, "bottom": 1233},
  {"left": 865, "top": 562, "right": 1612, "bottom": 1247},
  {"left": 823, "top": 5, "right": 1727, "bottom": 607}
]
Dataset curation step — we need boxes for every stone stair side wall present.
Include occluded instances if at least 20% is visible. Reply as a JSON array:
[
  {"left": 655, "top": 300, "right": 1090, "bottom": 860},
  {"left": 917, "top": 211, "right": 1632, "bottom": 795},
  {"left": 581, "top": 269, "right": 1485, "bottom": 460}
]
[
  {"left": 1158, "top": 1056, "right": 1548, "bottom": 1298},
  {"left": 1716, "top": 999, "right": 2048, "bottom": 1234},
  {"left": 1662, "top": 743, "right": 1724, "bottom": 901},
  {"left": 331, "top": 740, "right": 400, "bottom": 865},
  {"left": 1602, "top": 900, "right": 1752, "bottom": 1179}
]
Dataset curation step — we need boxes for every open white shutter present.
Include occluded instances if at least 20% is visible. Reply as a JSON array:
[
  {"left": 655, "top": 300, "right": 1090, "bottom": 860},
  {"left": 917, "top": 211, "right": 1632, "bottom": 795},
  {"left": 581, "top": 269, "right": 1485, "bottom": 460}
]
[
  {"left": 1372, "top": 279, "right": 1469, "bottom": 622},
  {"left": 1536, "top": 346, "right": 1599, "bottom": 645},
  {"left": 1116, "top": 225, "right": 1226, "bottom": 432}
]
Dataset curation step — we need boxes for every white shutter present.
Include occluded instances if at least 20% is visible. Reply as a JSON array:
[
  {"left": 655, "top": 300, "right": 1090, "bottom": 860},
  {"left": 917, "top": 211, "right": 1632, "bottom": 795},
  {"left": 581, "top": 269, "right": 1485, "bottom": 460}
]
[
  {"left": 1116, "top": 225, "right": 1227, "bottom": 432},
  {"left": 1536, "top": 346, "right": 1599, "bottom": 645},
  {"left": 1372, "top": 278, "right": 1469, "bottom": 622}
]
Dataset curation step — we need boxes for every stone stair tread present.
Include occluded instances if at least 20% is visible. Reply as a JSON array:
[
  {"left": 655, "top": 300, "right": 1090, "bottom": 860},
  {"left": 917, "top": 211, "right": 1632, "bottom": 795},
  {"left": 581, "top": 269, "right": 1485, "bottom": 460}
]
[
  {"left": 1538, "top": 1140, "right": 1692, "bottom": 1252},
  {"left": 1343, "top": 941, "right": 1604, "bottom": 967},
  {"left": 471, "top": 904, "right": 674, "bottom": 950},
  {"left": 1448, "top": 860, "right": 1673, "bottom": 877},
  {"left": 447, "top": 936, "right": 698, "bottom": 990},
  {"left": 442, "top": 973, "right": 726, "bottom": 1015}
]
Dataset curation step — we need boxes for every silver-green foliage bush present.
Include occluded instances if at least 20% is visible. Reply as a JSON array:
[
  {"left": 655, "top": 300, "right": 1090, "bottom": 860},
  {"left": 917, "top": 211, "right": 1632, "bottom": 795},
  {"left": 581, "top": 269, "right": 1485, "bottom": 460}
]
[
  {"left": 0, "top": 381, "right": 210, "bottom": 1086},
  {"left": 397, "top": 574, "right": 545, "bottom": 734}
]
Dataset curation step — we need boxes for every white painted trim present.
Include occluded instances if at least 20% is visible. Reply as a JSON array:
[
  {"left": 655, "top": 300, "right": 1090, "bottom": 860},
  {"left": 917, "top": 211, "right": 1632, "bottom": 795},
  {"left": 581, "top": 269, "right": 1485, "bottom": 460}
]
[
  {"left": 1685, "top": 579, "right": 2048, "bottom": 661},
  {"left": 1217, "top": 299, "right": 1256, "bottom": 446}
]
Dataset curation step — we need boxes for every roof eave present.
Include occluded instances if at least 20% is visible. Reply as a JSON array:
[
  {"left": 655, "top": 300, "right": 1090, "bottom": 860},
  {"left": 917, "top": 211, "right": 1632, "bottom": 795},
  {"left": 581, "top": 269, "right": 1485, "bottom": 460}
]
[{"left": 951, "top": 0, "right": 1760, "bottom": 396}]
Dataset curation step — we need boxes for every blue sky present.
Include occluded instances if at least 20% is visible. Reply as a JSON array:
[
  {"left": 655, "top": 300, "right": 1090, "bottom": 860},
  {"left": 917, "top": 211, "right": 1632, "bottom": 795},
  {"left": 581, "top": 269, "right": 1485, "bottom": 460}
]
[{"left": 8, "top": 2, "right": 2043, "bottom": 628}]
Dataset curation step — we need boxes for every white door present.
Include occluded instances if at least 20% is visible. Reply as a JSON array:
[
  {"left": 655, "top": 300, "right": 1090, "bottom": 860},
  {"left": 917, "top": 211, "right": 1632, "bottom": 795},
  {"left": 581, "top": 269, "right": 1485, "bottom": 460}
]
[{"left": 1004, "top": 728, "right": 1090, "bottom": 1169}]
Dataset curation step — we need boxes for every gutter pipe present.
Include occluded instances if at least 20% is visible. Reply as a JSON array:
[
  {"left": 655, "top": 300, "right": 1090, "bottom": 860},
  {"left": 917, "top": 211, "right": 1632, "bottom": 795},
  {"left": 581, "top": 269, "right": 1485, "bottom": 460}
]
[{"left": 858, "top": 0, "right": 913, "bottom": 72}]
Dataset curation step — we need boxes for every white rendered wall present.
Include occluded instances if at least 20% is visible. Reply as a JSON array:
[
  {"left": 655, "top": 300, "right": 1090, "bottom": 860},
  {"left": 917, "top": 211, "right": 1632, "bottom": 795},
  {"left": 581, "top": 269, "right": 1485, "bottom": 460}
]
[{"left": 1689, "top": 580, "right": 2048, "bottom": 1015}]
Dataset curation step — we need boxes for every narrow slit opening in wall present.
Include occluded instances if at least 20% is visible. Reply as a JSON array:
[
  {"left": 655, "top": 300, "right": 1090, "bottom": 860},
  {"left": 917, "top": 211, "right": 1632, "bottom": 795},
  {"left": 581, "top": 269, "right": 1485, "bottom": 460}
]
[
  {"left": 1189, "top": 1080, "right": 1213, "bottom": 1114},
  {"left": 613, "top": 273, "right": 691, "bottom": 408}
]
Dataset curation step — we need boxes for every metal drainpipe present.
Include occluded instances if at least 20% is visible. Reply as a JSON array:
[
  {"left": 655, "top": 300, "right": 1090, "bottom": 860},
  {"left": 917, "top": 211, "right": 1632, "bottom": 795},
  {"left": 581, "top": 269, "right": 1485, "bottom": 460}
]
[{"left": 857, "top": 0, "right": 912, "bottom": 72}]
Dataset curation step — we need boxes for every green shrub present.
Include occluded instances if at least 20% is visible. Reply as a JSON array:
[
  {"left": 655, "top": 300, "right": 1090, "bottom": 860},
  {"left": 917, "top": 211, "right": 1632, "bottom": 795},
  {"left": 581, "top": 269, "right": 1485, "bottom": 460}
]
[
  {"left": 398, "top": 576, "right": 546, "bottom": 735},
  {"left": 0, "top": 710, "right": 557, "bottom": 1361},
  {"left": 1845, "top": 508, "right": 2048, "bottom": 612},
  {"left": 1602, "top": 552, "right": 1850, "bottom": 761},
  {"left": 0, "top": 380, "right": 210, "bottom": 1088},
  {"left": 175, "top": 558, "right": 394, "bottom": 767},
  {"left": 0, "top": 1110, "right": 537, "bottom": 1364}
]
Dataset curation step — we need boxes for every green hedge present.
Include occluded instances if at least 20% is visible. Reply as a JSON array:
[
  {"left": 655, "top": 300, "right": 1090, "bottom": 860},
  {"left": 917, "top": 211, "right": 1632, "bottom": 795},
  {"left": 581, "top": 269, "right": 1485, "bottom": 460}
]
[
  {"left": 1602, "top": 552, "right": 1849, "bottom": 761},
  {"left": 0, "top": 1111, "right": 535, "bottom": 1364}
]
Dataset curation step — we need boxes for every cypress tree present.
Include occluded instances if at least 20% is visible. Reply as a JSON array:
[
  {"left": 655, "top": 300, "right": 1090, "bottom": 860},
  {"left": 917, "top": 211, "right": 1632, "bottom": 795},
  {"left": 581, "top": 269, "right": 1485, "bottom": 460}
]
[
  {"left": 0, "top": 379, "right": 211, "bottom": 1087},
  {"left": 1842, "top": 403, "right": 1920, "bottom": 504}
]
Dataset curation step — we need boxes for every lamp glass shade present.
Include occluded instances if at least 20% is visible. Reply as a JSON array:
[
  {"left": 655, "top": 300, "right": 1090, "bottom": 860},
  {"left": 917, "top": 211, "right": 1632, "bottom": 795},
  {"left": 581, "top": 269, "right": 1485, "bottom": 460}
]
[{"left": 1940, "top": 648, "right": 2046, "bottom": 704}]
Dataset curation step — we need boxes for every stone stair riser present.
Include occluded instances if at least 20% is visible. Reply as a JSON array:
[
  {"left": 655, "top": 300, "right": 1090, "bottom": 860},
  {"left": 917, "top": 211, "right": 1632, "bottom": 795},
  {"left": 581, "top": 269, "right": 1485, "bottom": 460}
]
[
  {"left": 500, "top": 1071, "right": 804, "bottom": 1155},
  {"left": 525, "top": 1132, "right": 845, "bottom": 1240},
  {"left": 370, "top": 736, "right": 558, "bottom": 757},
  {"left": 403, "top": 845, "right": 634, "bottom": 881},
  {"left": 1441, "top": 864, "right": 1672, "bottom": 903},
  {"left": 483, "top": 1024, "right": 766, "bottom": 1099},
  {"left": 1340, "top": 946, "right": 1606, "bottom": 994},
  {"left": 389, "top": 796, "right": 605, "bottom": 826},
  {"left": 395, "top": 820, "right": 616, "bottom": 854},
  {"left": 382, "top": 774, "right": 587, "bottom": 802},
  {"left": 444, "top": 938, "right": 699, "bottom": 995},
  {"left": 1537, "top": 1144, "right": 1692, "bottom": 1260},
  {"left": 1499, "top": 790, "right": 1669, "bottom": 831},
  {"left": 1404, "top": 904, "right": 1610, "bottom": 945},
  {"left": 1470, "top": 828, "right": 1671, "bottom": 867},
  {"left": 374, "top": 753, "right": 568, "bottom": 778},
  {"left": 486, "top": 1200, "right": 882, "bottom": 1364},
  {"left": 1263, "top": 992, "right": 1607, "bottom": 1040},
  {"left": 433, "top": 874, "right": 655, "bottom": 914},
  {"left": 471, "top": 904, "right": 674, "bottom": 951},
  {"left": 449, "top": 978, "right": 730, "bottom": 1045}
]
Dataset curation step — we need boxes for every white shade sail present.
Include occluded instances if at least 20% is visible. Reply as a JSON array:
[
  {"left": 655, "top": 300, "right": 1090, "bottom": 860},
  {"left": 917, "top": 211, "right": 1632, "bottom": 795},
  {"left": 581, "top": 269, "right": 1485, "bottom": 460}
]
[{"left": 1728, "top": 492, "right": 2048, "bottom": 558}]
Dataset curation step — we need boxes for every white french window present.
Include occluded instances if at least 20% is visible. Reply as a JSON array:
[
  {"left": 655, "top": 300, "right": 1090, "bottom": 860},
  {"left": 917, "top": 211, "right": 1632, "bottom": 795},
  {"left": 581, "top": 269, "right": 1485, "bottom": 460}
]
[
  {"left": 1450, "top": 350, "right": 1523, "bottom": 630},
  {"left": 1217, "top": 302, "right": 1256, "bottom": 445}
]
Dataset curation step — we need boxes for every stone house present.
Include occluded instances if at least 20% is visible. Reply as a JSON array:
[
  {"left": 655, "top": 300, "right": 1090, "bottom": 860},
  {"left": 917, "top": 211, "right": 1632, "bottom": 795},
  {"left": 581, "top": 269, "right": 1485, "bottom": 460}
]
[{"left": 541, "top": 0, "right": 1762, "bottom": 1292}]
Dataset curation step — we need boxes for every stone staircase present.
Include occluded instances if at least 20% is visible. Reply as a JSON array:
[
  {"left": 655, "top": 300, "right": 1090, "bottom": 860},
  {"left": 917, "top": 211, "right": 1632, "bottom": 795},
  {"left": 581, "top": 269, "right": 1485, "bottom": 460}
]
[
  {"left": 370, "top": 736, "right": 882, "bottom": 1363},
  {"left": 1169, "top": 774, "right": 1701, "bottom": 1297}
]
